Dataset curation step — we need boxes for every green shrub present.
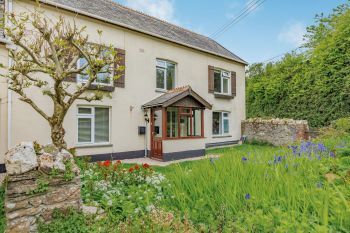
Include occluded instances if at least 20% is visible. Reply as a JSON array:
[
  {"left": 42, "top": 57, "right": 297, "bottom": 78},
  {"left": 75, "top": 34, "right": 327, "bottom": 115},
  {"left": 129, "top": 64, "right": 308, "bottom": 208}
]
[
  {"left": 331, "top": 117, "right": 350, "bottom": 133},
  {"left": 246, "top": 3, "right": 350, "bottom": 127},
  {"left": 38, "top": 209, "right": 91, "bottom": 233}
]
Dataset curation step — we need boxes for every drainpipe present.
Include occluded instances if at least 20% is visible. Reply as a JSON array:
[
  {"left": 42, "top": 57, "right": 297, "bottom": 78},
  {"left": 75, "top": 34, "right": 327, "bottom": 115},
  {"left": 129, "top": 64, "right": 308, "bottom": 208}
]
[
  {"left": 7, "top": 0, "right": 13, "bottom": 150},
  {"left": 144, "top": 120, "right": 148, "bottom": 157},
  {"left": 143, "top": 109, "right": 149, "bottom": 157}
]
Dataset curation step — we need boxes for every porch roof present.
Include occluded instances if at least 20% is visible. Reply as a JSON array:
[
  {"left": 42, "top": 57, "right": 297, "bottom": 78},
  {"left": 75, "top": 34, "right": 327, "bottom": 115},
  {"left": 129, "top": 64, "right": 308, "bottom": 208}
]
[{"left": 142, "top": 86, "right": 212, "bottom": 110}]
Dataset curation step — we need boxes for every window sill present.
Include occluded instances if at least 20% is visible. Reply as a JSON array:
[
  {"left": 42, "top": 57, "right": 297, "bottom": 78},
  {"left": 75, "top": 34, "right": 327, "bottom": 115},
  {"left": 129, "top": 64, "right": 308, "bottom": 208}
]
[
  {"left": 74, "top": 143, "right": 113, "bottom": 148},
  {"left": 212, "top": 135, "right": 232, "bottom": 139},
  {"left": 155, "top": 88, "right": 168, "bottom": 93},
  {"left": 87, "top": 84, "right": 115, "bottom": 92},
  {"left": 214, "top": 93, "right": 234, "bottom": 99}
]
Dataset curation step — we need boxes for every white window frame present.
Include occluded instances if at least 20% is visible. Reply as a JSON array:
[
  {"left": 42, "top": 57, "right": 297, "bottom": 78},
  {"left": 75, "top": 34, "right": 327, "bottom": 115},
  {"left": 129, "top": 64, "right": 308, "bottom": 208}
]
[
  {"left": 77, "top": 58, "right": 114, "bottom": 86},
  {"left": 212, "top": 111, "right": 230, "bottom": 136},
  {"left": 77, "top": 106, "right": 111, "bottom": 145},
  {"left": 156, "top": 59, "right": 176, "bottom": 91},
  {"left": 214, "top": 69, "right": 231, "bottom": 95}
]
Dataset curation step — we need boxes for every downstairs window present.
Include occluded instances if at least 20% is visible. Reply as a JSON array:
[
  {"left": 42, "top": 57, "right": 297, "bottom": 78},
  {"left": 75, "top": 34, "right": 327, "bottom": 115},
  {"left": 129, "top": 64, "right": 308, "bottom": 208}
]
[
  {"left": 212, "top": 112, "right": 230, "bottom": 136},
  {"left": 77, "top": 106, "right": 110, "bottom": 144},
  {"left": 166, "top": 107, "right": 203, "bottom": 139}
]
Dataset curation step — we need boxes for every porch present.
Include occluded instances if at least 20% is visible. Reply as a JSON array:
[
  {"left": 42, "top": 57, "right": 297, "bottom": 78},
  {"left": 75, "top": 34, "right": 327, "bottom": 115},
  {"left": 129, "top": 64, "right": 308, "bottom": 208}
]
[{"left": 142, "top": 86, "right": 212, "bottom": 161}]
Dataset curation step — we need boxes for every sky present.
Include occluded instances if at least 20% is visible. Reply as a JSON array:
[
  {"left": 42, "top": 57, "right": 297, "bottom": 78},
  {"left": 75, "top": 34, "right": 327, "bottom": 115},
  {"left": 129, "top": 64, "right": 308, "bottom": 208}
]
[{"left": 116, "top": 0, "right": 347, "bottom": 64}]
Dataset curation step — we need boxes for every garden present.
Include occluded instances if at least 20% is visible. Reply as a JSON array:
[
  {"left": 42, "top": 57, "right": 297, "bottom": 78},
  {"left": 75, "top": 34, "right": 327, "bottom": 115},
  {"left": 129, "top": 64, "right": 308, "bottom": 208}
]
[{"left": 1, "top": 122, "right": 348, "bottom": 233}]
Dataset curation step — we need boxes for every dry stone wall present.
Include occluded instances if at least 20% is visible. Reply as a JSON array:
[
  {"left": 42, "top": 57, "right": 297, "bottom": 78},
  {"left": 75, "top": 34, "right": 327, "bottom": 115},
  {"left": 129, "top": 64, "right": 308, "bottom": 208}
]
[
  {"left": 4, "top": 142, "right": 81, "bottom": 233},
  {"left": 241, "top": 118, "right": 310, "bottom": 146}
]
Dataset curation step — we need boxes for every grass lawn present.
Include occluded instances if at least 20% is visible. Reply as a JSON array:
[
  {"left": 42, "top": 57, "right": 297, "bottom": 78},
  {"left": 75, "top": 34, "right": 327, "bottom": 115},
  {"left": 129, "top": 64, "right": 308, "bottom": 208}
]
[
  {"left": 159, "top": 143, "right": 350, "bottom": 232},
  {"left": 1, "top": 136, "right": 350, "bottom": 232}
]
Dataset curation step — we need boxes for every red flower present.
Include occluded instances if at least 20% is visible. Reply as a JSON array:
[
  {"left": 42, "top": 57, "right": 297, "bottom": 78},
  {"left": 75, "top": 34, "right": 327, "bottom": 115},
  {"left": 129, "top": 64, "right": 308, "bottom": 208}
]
[
  {"left": 134, "top": 164, "right": 140, "bottom": 170},
  {"left": 116, "top": 160, "right": 122, "bottom": 164},
  {"left": 128, "top": 167, "right": 134, "bottom": 173},
  {"left": 97, "top": 161, "right": 102, "bottom": 167},
  {"left": 142, "top": 163, "right": 150, "bottom": 169},
  {"left": 102, "top": 160, "right": 111, "bottom": 167}
]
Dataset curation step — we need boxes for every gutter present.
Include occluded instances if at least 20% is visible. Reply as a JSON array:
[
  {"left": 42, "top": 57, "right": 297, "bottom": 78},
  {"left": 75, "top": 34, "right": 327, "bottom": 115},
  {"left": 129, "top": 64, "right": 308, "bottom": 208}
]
[{"left": 39, "top": 0, "right": 248, "bottom": 65}]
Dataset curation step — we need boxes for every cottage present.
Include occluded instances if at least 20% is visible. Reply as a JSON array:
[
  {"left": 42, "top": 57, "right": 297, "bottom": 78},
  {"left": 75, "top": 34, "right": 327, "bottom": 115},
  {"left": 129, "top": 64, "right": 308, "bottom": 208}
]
[{"left": 0, "top": 0, "right": 247, "bottom": 170}]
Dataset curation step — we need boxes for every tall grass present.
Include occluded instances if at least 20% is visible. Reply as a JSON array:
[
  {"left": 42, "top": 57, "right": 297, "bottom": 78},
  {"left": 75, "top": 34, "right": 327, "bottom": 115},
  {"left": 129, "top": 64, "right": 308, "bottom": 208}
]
[{"left": 161, "top": 144, "right": 350, "bottom": 232}]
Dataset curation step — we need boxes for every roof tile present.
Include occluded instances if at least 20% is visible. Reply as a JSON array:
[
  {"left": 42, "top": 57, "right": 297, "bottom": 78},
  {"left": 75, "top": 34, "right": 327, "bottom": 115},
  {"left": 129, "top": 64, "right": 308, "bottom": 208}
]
[{"left": 42, "top": 0, "right": 247, "bottom": 64}]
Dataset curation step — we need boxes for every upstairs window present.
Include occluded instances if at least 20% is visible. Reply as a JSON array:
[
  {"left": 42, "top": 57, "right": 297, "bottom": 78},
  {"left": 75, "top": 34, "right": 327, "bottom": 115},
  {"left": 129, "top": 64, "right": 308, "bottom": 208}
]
[
  {"left": 156, "top": 59, "right": 175, "bottom": 91},
  {"left": 214, "top": 70, "right": 231, "bottom": 95},
  {"left": 77, "top": 49, "right": 114, "bottom": 86},
  {"left": 212, "top": 112, "right": 230, "bottom": 136}
]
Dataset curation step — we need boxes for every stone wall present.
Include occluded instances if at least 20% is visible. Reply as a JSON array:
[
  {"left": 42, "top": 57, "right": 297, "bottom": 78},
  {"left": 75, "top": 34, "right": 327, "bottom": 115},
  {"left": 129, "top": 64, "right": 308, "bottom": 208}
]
[
  {"left": 241, "top": 118, "right": 310, "bottom": 146},
  {"left": 4, "top": 142, "right": 81, "bottom": 233}
]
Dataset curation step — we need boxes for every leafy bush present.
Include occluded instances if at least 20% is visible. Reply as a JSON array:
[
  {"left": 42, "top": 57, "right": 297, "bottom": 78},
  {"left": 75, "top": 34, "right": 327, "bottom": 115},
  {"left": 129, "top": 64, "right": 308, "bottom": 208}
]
[
  {"left": 331, "top": 117, "right": 350, "bottom": 133},
  {"left": 38, "top": 209, "right": 90, "bottom": 233},
  {"left": 246, "top": 3, "right": 350, "bottom": 127}
]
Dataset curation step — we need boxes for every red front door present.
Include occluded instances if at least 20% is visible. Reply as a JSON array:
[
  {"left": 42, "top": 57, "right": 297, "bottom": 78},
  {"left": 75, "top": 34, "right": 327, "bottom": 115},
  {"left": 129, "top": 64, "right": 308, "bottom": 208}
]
[{"left": 150, "top": 109, "right": 163, "bottom": 160}]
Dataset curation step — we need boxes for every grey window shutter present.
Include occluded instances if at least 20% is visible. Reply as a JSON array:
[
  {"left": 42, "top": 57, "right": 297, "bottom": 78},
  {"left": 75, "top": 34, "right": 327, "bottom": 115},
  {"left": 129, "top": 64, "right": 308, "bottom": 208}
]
[
  {"left": 208, "top": 65, "right": 214, "bottom": 93},
  {"left": 231, "top": 71, "right": 237, "bottom": 97},
  {"left": 114, "top": 48, "right": 125, "bottom": 88}
]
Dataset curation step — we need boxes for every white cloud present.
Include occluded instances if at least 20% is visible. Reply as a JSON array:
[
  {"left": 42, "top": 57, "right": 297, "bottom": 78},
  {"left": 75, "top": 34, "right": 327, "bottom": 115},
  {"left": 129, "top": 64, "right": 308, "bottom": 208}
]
[
  {"left": 124, "top": 0, "right": 177, "bottom": 24},
  {"left": 278, "top": 21, "right": 306, "bottom": 46}
]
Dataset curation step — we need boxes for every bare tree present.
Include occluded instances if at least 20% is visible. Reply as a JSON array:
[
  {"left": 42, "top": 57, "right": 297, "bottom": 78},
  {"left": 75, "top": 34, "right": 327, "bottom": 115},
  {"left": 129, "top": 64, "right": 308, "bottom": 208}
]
[{"left": 1, "top": 10, "right": 123, "bottom": 151}]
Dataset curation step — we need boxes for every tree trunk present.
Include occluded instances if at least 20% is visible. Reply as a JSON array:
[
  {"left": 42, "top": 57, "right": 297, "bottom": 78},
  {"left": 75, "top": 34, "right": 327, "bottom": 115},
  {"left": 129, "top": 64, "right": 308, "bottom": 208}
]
[{"left": 50, "top": 121, "right": 67, "bottom": 151}]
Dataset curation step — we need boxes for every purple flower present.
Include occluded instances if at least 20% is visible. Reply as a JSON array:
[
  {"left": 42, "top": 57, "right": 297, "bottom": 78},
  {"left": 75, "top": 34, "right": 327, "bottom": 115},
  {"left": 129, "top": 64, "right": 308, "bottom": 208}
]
[
  {"left": 317, "top": 143, "right": 327, "bottom": 152},
  {"left": 289, "top": 145, "right": 299, "bottom": 155},
  {"left": 242, "top": 157, "right": 248, "bottom": 162},
  {"left": 245, "top": 193, "right": 251, "bottom": 200},
  {"left": 329, "top": 151, "right": 336, "bottom": 158}
]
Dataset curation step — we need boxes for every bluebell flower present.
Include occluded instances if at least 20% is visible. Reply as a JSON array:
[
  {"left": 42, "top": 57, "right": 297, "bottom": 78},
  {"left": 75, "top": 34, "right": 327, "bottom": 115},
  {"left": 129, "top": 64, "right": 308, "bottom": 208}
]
[
  {"left": 317, "top": 143, "right": 327, "bottom": 152},
  {"left": 290, "top": 145, "right": 299, "bottom": 155},
  {"left": 242, "top": 157, "right": 248, "bottom": 162},
  {"left": 329, "top": 151, "right": 335, "bottom": 158},
  {"left": 245, "top": 193, "right": 251, "bottom": 200}
]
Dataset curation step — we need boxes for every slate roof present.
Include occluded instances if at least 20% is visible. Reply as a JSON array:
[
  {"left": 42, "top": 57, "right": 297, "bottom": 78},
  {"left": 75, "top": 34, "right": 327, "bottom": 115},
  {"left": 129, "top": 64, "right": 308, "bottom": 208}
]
[
  {"left": 142, "top": 86, "right": 212, "bottom": 109},
  {"left": 41, "top": 0, "right": 247, "bottom": 64}
]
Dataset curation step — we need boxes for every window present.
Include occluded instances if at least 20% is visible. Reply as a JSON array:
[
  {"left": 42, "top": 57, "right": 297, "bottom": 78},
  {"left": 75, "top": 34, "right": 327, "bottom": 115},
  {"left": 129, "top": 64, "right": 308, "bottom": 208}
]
[
  {"left": 212, "top": 112, "right": 230, "bottom": 135},
  {"left": 77, "top": 107, "right": 110, "bottom": 144},
  {"left": 214, "top": 70, "right": 231, "bottom": 95},
  {"left": 156, "top": 59, "right": 175, "bottom": 91},
  {"left": 166, "top": 107, "right": 203, "bottom": 138},
  {"left": 77, "top": 52, "right": 114, "bottom": 86}
]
